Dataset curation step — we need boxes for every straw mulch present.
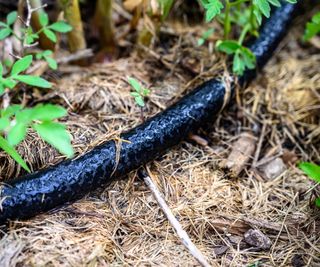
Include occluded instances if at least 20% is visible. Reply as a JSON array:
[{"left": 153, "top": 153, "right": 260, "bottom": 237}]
[{"left": 1, "top": 8, "right": 320, "bottom": 267}]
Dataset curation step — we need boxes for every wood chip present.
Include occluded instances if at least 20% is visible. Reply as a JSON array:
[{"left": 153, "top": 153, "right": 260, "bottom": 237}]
[
  {"left": 244, "top": 229, "right": 272, "bottom": 250},
  {"left": 221, "top": 132, "right": 257, "bottom": 176}
]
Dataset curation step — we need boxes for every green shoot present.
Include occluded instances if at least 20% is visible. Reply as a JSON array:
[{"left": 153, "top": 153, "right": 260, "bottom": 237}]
[
  {"left": 299, "top": 162, "right": 320, "bottom": 207},
  {"left": 199, "top": 0, "right": 297, "bottom": 75},
  {"left": 303, "top": 12, "right": 320, "bottom": 42},
  {"left": 128, "top": 77, "right": 150, "bottom": 108}
]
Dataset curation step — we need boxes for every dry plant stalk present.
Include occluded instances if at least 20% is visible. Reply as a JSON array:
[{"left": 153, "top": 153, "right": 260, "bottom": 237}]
[
  {"left": 59, "top": 0, "right": 86, "bottom": 53},
  {"left": 30, "top": 0, "right": 55, "bottom": 50},
  {"left": 141, "top": 169, "right": 212, "bottom": 267},
  {"left": 94, "top": 0, "right": 116, "bottom": 55}
]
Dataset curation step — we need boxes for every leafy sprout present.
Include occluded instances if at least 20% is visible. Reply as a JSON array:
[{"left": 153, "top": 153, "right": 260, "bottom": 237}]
[
  {"left": 303, "top": 12, "right": 320, "bottom": 42},
  {"left": 199, "top": 0, "right": 297, "bottom": 75},
  {"left": 128, "top": 77, "right": 150, "bottom": 108}
]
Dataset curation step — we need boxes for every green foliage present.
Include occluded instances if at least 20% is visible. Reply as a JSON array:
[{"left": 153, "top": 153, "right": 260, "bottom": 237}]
[
  {"left": 200, "top": 0, "right": 224, "bottom": 22},
  {"left": 36, "top": 50, "right": 58, "bottom": 70},
  {"left": 299, "top": 162, "right": 320, "bottom": 207},
  {"left": 158, "top": 0, "right": 174, "bottom": 20},
  {"left": 128, "top": 77, "right": 150, "bottom": 108},
  {"left": 303, "top": 12, "right": 320, "bottom": 42},
  {"left": 199, "top": 0, "right": 297, "bottom": 75},
  {"left": 0, "top": 5, "right": 74, "bottom": 171},
  {"left": 0, "top": 104, "right": 73, "bottom": 171}
]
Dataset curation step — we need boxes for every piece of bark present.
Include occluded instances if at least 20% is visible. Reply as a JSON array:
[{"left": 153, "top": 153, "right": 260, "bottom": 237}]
[
  {"left": 244, "top": 229, "right": 272, "bottom": 250},
  {"left": 213, "top": 246, "right": 229, "bottom": 256},
  {"left": 221, "top": 132, "right": 257, "bottom": 176}
]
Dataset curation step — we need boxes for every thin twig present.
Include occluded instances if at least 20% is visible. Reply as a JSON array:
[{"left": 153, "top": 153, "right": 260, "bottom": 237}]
[{"left": 140, "top": 168, "right": 212, "bottom": 267}]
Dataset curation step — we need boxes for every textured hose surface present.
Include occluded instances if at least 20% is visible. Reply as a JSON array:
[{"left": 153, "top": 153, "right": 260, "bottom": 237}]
[{"left": 0, "top": 3, "right": 298, "bottom": 224}]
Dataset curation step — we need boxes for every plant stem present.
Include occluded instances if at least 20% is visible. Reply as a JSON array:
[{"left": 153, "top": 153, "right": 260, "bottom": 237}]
[
  {"left": 224, "top": 0, "right": 231, "bottom": 40},
  {"left": 238, "top": 23, "right": 250, "bottom": 44},
  {"left": 94, "top": 0, "right": 116, "bottom": 55},
  {"left": 59, "top": 0, "right": 86, "bottom": 53},
  {"left": 249, "top": 1, "right": 255, "bottom": 33},
  {"left": 30, "top": 0, "right": 55, "bottom": 50}
]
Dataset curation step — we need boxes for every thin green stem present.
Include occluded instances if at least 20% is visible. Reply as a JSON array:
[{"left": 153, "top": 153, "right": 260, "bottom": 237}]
[
  {"left": 224, "top": 0, "right": 231, "bottom": 40},
  {"left": 249, "top": 1, "right": 255, "bottom": 33},
  {"left": 238, "top": 23, "right": 250, "bottom": 45}
]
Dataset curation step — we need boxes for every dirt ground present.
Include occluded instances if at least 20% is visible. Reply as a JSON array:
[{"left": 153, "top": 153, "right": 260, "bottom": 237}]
[{"left": 0, "top": 4, "right": 320, "bottom": 267}]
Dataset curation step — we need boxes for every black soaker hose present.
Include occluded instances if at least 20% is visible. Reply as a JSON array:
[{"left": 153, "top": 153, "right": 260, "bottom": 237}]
[{"left": 0, "top": 3, "right": 298, "bottom": 224}]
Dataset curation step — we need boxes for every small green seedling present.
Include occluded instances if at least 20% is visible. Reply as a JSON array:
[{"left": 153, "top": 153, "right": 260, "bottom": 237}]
[
  {"left": 199, "top": 0, "right": 297, "bottom": 75},
  {"left": 303, "top": 12, "right": 320, "bottom": 42},
  {"left": 128, "top": 77, "right": 150, "bottom": 107},
  {"left": 299, "top": 162, "right": 320, "bottom": 207},
  {"left": 216, "top": 40, "right": 256, "bottom": 75}
]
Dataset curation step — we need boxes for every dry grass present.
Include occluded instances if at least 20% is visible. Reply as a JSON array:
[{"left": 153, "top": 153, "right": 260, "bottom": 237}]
[{"left": 0, "top": 10, "right": 320, "bottom": 267}]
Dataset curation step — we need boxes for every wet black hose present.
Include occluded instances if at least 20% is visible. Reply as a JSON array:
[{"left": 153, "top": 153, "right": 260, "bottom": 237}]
[{"left": 0, "top": 3, "right": 298, "bottom": 224}]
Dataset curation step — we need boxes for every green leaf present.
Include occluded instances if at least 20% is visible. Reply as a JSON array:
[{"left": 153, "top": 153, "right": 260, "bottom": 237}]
[
  {"left": 240, "top": 47, "right": 256, "bottom": 69},
  {"left": 11, "top": 55, "right": 33, "bottom": 75},
  {"left": 299, "top": 162, "right": 320, "bottom": 183},
  {"left": 128, "top": 77, "right": 142, "bottom": 93},
  {"left": 201, "top": 0, "right": 224, "bottom": 22},
  {"left": 0, "top": 61, "right": 3, "bottom": 76},
  {"left": 6, "top": 11, "right": 17, "bottom": 25},
  {"left": 31, "top": 104, "right": 67, "bottom": 121},
  {"left": 303, "top": 13, "right": 320, "bottom": 41},
  {"left": 45, "top": 56, "right": 58, "bottom": 70},
  {"left": 0, "top": 135, "right": 30, "bottom": 172},
  {"left": 33, "top": 121, "right": 74, "bottom": 158},
  {"left": 14, "top": 75, "right": 52, "bottom": 88},
  {"left": 0, "top": 22, "right": 7, "bottom": 27},
  {"left": 8, "top": 122, "right": 27, "bottom": 146},
  {"left": 142, "top": 88, "right": 150, "bottom": 96},
  {"left": 135, "top": 96, "right": 145, "bottom": 107},
  {"left": 315, "top": 198, "right": 320, "bottom": 207},
  {"left": 49, "top": 21, "right": 72, "bottom": 33},
  {"left": 16, "top": 109, "right": 34, "bottom": 124},
  {"left": 233, "top": 51, "right": 245, "bottom": 76},
  {"left": 1, "top": 105, "right": 21, "bottom": 117},
  {"left": 0, "top": 117, "right": 9, "bottom": 130},
  {"left": 43, "top": 28, "right": 57, "bottom": 42},
  {"left": 130, "top": 92, "right": 140, "bottom": 97},
  {"left": 254, "top": 0, "right": 271, "bottom": 18},
  {"left": 158, "top": 0, "right": 174, "bottom": 20},
  {"left": 0, "top": 28, "right": 11, "bottom": 40},
  {"left": 39, "top": 12, "right": 49, "bottom": 27},
  {"left": 253, "top": 8, "right": 263, "bottom": 25},
  {"left": 216, "top": 40, "right": 241, "bottom": 54},
  {"left": 2, "top": 78, "right": 17, "bottom": 89}
]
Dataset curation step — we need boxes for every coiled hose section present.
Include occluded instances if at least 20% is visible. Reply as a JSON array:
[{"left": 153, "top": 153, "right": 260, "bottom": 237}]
[{"left": 0, "top": 3, "right": 298, "bottom": 224}]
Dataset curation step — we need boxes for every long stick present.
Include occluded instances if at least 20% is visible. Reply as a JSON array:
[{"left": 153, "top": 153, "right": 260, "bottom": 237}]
[{"left": 140, "top": 169, "right": 211, "bottom": 267}]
